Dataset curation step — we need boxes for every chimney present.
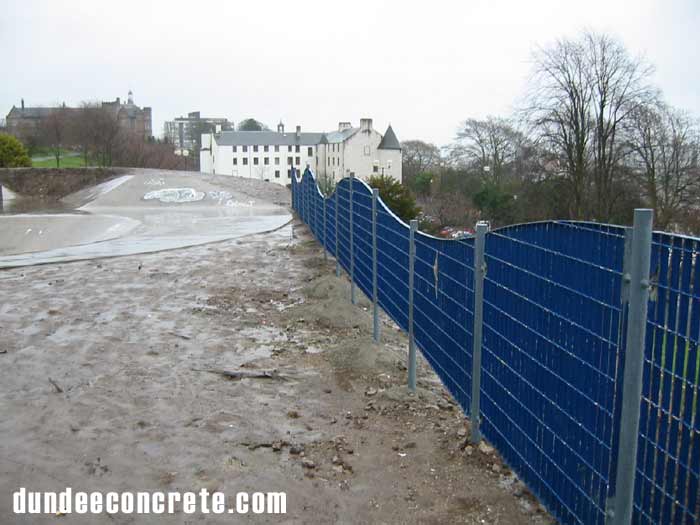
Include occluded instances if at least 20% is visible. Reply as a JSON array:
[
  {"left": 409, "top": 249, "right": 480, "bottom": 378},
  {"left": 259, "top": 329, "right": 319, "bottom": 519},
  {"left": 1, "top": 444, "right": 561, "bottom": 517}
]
[
  {"left": 296, "top": 125, "right": 301, "bottom": 139},
  {"left": 21, "top": 98, "right": 24, "bottom": 110},
  {"left": 277, "top": 121, "right": 285, "bottom": 133},
  {"left": 338, "top": 121, "right": 352, "bottom": 132},
  {"left": 360, "top": 118, "right": 373, "bottom": 133}
]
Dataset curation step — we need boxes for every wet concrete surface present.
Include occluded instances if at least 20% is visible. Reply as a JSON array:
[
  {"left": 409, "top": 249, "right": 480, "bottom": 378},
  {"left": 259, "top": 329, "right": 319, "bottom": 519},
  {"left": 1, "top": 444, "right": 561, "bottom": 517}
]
[{"left": 0, "top": 169, "right": 291, "bottom": 268}]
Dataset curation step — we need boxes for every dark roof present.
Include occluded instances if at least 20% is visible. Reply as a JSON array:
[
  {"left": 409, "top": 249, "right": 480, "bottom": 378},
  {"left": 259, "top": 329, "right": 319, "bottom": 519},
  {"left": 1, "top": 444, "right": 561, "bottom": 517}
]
[
  {"left": 215, "top": 131, "right": 325, "bottom": 146},
  {"left": 378, "top": 125, "right": 401, "bottom": 150},
  {"left": 7, "top": 106, "right": 58, "bottom": 119},
  {"left": 318, "top": 133, "right": 328, "bottom": 145}
]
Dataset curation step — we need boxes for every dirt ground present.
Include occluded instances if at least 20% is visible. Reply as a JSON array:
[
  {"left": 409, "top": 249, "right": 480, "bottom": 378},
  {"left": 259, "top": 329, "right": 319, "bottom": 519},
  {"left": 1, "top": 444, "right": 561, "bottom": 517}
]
[{"left": 0, "top": 215, "right": 554, "bottom": 524}]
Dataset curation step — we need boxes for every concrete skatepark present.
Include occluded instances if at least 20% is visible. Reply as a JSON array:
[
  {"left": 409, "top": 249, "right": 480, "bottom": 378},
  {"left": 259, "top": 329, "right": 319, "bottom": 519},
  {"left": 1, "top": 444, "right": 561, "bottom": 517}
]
[{"left": 0, "top": 169, "right": 291, "bottom": 267}]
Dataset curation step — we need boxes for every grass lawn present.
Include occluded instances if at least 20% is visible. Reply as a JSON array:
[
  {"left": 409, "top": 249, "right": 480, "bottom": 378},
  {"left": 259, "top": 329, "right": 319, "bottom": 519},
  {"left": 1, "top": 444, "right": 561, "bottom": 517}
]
[{"left": 31, "top": 154, "right": 96, "bottom": 168}]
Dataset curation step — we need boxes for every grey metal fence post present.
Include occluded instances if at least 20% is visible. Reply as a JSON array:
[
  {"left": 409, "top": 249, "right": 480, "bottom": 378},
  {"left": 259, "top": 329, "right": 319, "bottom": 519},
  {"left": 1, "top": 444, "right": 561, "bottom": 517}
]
[
  {"left": 372, "top": 189, "right": 380, "bottom": 343},
  {"left": 607, "top": 208, "right": 653, "bottom": 525},
  {"left": 335, "top": 188, "right": 340, "bottom": 277},
  {"left": 323, "top": 192, "right": 327, "bottom": 262},
  {"left": 349, "top": 173, "right": 356, "bottom": 305},
  {"left": 470, "top": 221, "right": 489, "bottom": 444},
  {"left": 408, "top": 219, "right": 418, "bottom": 391}
]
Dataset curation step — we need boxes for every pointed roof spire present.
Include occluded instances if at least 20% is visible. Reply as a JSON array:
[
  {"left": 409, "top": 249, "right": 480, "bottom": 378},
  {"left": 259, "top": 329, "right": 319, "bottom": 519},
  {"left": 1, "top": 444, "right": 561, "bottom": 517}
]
[
  {"left": 318, "top": 132, "right": 328, "bottom": 145},
  {"left": 378, "top": 124, "right": 401, "bottom": 150}
]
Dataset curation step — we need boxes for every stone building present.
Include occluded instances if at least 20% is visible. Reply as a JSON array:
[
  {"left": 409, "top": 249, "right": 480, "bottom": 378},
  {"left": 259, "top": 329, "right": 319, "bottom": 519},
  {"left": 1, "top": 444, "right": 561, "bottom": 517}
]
[
  {"left": 5, "top": 91, "right": 152, "bottom": 141},
  {"left": 200, "top": 118, "right": 402, "bottom": 186},
  {"left": 100, "top": 91, "right": 152, "bottom": 139}
]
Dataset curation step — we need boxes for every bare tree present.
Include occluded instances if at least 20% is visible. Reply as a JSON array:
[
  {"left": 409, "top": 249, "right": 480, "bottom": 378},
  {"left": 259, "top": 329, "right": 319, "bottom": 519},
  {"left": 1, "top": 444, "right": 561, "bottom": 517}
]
[
  {"left": 421, "top": 192, "right": 478, "bottom": 227},
  {"left": 584, "top": 31, "right": 656, "bottom": 220},
  {"left": 524, "top": 31, "right": 655, "bottom": 220},
  {"left": 625, "top": 103, "right": 700, "bottom": 229},
  {"left": 450, "top": 117, "right": 524, "bottom": 184},
  {"left": 93, "top": 108, "right": 122, "bottom": 166},
  {"left": 71, "top": 102, "right": 103, "bottom": 166},
  {"left": 39, "top": 107, "right": 70, "bottom": 168},
  {"left": 524, "top": 37, "right": 594, "bottom": 218},
  {"left": 401, "top": 140, "right": 442, "bottom": 182}
]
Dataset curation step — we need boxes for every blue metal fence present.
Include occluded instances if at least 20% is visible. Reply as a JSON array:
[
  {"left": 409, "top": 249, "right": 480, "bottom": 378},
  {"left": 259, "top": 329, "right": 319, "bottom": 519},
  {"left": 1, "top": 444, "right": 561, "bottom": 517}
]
[{"left": 291, "top": 168, "right": 699, "bottom": 525}]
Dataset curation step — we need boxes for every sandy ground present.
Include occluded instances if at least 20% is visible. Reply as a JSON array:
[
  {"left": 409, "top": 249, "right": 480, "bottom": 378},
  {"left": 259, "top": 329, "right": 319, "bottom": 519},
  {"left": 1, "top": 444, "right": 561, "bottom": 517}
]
[{"left": 0, "top": 212, "right": 554, "bottom": 524}]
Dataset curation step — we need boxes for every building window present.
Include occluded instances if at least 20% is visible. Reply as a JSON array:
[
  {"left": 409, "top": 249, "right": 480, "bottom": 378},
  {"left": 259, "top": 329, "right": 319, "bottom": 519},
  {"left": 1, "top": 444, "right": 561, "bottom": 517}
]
[
  {"left": 275, "top": 170, "right": 280, "bottom": 178},
  {"left": 254, "top": 157, "right": 259, "bottom": 165},
  {"left": 288, "top": 145, "right": 292, "bottom": 152},
  {"left": 307, "top": 147, "right": 313, "bottom": 157},
  {"left": 243, "top": 158, "right": 248, "bottom": 165},
  {"left": 295, "top": 145, "right": 300, "bottom": 153},
  {"left": 264, "top": 145, "right": 269, "bottom": 152},
  {"left": 233, "top": 158, "right": 237, "bottom": 165},
  {"left": 275, "top": 157, "right": 280, "bottom": 165},
  {"left": 287, "top": 157, "right": 293, "bottom": 165},
  {"left": 264, "top": 157, "right": 269, "bottom": 165},
  {"left": 327, "top": 157, "right": 330, "bottom": 166},
  {"left": 242, "top": 145, "right": 248, "bottom": 152},
  {"left": 294, "top": 156, "right": 299, "bottom": 165},
  {"left": 287, "top": 169, "right": 292, "bottom": 178},
  {"left": 373, "top": 165, "right": 379, "bottom": 173},
  {"left": 253, "top": 145, "right": 258, "bottom": 152},
  {"left": 274, "top": 145, "right": 279, "bottom": 152},
  {"left": 232, "top": 146, "right": 237, "bottom": 152}
]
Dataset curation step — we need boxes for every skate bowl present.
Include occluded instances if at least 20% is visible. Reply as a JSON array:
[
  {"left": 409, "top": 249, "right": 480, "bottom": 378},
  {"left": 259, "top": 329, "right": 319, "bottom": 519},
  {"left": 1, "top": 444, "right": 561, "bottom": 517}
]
[{"left": 0, "top": 169, "right": 291, "bottom": 268}]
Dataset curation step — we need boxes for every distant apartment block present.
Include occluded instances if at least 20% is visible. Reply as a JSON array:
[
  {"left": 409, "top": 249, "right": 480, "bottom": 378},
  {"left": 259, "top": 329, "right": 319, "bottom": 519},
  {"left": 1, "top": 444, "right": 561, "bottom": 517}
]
[
  {"left": 164, "top": 112, "right": 233, "bottom": 151},
  {"left": 5, "top": 90, "right": 152, "bottom": 140},
  {"left": 200, "top": 118, "right": 402, "bottom": 186}
]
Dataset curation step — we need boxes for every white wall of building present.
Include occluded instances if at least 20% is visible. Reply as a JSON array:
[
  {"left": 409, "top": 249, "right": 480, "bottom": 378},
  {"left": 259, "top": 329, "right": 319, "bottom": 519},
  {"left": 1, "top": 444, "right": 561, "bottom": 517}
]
[
  {"left": 200, "top": 133, "right": 213, "bottom": 174},
  {"left": 200, "top": 120, "right": 402, "bottom": 185},
  {"left": 202, "top": 138, "right": 317, "bottom": 185}
]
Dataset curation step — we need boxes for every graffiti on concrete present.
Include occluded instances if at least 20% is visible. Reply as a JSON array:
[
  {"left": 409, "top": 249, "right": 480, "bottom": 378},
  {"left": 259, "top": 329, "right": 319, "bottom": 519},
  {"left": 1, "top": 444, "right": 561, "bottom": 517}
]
[{"left": 143, "top": 188, "right": 205, "bottom": 203}]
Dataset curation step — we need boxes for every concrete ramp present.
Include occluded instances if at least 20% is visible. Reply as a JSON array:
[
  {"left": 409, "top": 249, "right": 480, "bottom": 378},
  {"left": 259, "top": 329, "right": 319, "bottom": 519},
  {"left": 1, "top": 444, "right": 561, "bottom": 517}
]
[
  {"left": 0, "top": 169, "right": 291, "bottom": 268},
  {"left": 0, "top": 214, "right": 140, "bottom": 256}
]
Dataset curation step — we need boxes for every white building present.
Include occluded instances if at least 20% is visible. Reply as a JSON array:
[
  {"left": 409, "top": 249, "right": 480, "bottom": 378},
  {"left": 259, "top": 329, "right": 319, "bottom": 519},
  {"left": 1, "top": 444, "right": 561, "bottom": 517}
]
[{"left": 200, "top": 118, "right": 402, "bottom": 185}]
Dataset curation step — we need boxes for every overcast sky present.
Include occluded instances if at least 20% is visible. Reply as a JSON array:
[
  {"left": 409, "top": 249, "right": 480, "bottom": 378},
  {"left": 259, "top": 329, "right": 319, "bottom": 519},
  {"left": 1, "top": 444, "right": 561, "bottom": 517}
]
[{"left": 2, "top": 0, "right": 698, "bottom": 146}]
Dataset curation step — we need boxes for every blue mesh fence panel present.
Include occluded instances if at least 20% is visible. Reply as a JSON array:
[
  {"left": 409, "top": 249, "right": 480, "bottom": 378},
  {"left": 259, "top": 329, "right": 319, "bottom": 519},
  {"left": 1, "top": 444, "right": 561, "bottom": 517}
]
[
  {"left": 350, "top": 178, "right": 374, "bottom": 300},
  {"left": 325, "top": 186, "right": 336, "bottom": 256},
  {"left": 413, "top": 232, "right": 475, "bottom": 414},
  {"left": 336, "top": 179, "right": 352, "bottom": 276},
  {"left": 375, "top": 201, "right": 410, "bottom": 332},
  {"left": 479, "top": 223, "right": 626, "bottom": 524},
  {"left": 636, "top": 233, "right": 700, "bottom": 524},
  {"left": 292, "top": 171, "right": 700, "bottom": 525}
]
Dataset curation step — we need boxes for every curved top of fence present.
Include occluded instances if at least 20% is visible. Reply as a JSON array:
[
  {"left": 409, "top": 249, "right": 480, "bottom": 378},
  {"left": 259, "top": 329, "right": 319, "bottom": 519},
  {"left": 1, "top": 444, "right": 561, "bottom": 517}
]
[
  {"left": 297, "top": 168, "right": 475, "bottom": 245},
  {"left": 296, "top": 167, "right": 700, "bottom": 246}
]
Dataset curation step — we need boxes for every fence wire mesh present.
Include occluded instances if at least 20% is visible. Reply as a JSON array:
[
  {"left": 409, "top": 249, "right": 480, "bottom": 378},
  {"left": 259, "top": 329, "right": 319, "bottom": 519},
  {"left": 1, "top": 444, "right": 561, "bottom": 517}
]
[{"left": 291, "top": 168, "right": 699, "bottom": 525}]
